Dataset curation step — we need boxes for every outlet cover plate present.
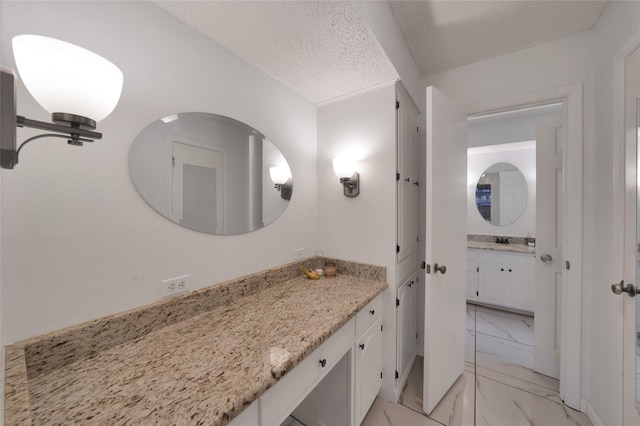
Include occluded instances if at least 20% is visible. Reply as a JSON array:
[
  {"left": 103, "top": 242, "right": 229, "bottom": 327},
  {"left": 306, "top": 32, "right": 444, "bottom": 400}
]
[{"left": 161, "top": 274, "right": 190, "bottom": 298}]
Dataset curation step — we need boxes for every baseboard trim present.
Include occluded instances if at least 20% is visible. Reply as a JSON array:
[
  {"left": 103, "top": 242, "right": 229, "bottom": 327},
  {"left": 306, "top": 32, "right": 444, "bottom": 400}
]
[{"left": 585, "top": 400, "right": 605, "bottom": 426}]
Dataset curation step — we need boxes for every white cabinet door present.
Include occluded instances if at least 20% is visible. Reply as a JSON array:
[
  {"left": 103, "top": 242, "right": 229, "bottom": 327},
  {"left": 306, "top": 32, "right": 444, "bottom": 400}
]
[
  {"left": 396, "top": 278, "right": 417, "bottom": 387},
  {"left": 466, "top": 260, "right": 479, "bottom": 301},
  {"left": 355, "top": 316, "right": 383, "bottom": 425},
  {"left": 477, "top": 252, "right": 535, "bottom": 312},
  {"left": 396, "top": 86, "right": 419, "bottom": 283},
  {"left": 478, "top": 263, "right": 509, "bottom": 305},
  {"left": 511, "top": 266, "right": 535, "bottom": 311}
]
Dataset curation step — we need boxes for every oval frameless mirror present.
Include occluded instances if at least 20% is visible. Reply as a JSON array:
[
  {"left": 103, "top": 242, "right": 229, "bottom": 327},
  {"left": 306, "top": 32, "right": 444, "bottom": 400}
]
[
  {"left": 475, "top": 162, "right": 528, "bottom": 226},
  {"left": 129, "top": 113, "right": 292, "bottom": 235}
]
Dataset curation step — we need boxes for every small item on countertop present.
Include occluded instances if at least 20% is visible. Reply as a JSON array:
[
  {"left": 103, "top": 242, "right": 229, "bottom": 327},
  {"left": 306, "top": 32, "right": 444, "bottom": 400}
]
[
  {"left": 324, "top": 262, "right": 336, "bottom": 278},
  {"left": 315, "top": 268, "right": 324, "bottom": 277},
  {"left": 300, "top": 266, "right": 320, "bottom": 280},
  {"left": 526, "top": 234, "right": 535, "bottom": 247}
]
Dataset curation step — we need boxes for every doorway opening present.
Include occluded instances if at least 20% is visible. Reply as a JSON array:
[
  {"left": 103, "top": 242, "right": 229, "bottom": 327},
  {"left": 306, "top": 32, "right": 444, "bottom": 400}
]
[
  {"left": 400, "top": 88, "right": 586, "bottom": 423},
  {"left": 467, "top": 102, "right": 563, "bottom": 383}
]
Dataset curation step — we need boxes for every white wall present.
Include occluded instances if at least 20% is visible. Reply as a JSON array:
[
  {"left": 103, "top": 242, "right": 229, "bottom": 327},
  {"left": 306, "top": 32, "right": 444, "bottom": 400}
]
[
  {"left": 317, "top": 82, "right": 397, "bottom": 400},
  {"left": 1, "top": 1, "right": 318, "bottom": 343},
  {"left": 467, "top": 144, "right": 536, "bottom": 237},
  {"left": 425, "top": 29, "right": 594, "bottom": 405},
  {"left": 589, "top": 2, "right": 640, "bottom": 425}
]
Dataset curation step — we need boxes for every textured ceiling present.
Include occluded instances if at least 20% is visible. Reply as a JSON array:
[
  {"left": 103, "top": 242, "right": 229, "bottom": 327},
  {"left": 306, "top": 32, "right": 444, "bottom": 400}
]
[
  {"left": 154, "top": 1, "right": 608, "bottom": 104},
  {"left": 154, "top": 1, "right": 399, "bottom": 104},
  {"left": 390, "top": 0, "right": 608, "bottom": 76}
]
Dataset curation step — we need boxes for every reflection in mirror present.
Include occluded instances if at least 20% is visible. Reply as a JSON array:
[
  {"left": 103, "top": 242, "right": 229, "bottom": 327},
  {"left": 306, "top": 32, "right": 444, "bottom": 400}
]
[
  {"left": 129, "top": 113, "right": 292, "bottom": 235},
  {"left": 475, "top": 162, "right": 528, "bottom": 226}
]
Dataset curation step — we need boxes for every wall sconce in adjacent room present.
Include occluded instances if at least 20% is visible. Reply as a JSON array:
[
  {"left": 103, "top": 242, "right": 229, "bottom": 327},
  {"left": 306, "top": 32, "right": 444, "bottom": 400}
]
[
  {"left": 269, "top": 166, "right": 293, "bottom": 200},
  {"left": 333, "top": 157, "right": 360, "bottom": 198},
  {"left": 1, "top": 35, "right": 124, "bottom": 169}
]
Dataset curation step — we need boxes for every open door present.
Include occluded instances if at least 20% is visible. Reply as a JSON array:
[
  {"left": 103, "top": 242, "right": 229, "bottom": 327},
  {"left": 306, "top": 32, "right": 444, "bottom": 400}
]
[
  {"left": 621, "top": 42, "right": 640, "bottom": 426},
  {"left": 423, "top": 86, "right": 467, "bottom": 414},
  {"left": 534, "top": 112, "right": 564, "bottom": 379}
]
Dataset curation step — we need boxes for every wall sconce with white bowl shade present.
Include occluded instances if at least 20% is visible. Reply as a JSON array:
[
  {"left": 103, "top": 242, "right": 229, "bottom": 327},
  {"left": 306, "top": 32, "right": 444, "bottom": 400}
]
[
  {"left": 333, "top": 157, "right": 360, "bottom": 198},
  {"left": 1, "top": 34, "right": 123, "bottom": 169},
  {"left": 269, "top": 166, "right": 292, "bottom": 200}
]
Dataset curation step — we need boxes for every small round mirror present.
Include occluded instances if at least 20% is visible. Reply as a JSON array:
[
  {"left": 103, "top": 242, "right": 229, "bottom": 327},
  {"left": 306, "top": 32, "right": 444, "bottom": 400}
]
[{"left": 475, "top": 162, "right": 528, "bottom": 226}]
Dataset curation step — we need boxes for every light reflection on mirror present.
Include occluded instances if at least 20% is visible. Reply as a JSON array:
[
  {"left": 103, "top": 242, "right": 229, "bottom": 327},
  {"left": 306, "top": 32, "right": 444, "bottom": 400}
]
[
  {"left": 475, "top": 162, "right": 528, "bottom": 226},
  {"left": 129, "top": 112, "right": 292, "bottom": 235}
]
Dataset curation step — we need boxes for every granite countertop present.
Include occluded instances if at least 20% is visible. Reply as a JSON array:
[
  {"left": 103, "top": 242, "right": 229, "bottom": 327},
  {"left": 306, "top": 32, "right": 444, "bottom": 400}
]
[
  {"left": 467, "top": 240, "right": 536, "bottom": 254},
  {"left": 5, "top": 262, "right": 386, "bottom": 425}
]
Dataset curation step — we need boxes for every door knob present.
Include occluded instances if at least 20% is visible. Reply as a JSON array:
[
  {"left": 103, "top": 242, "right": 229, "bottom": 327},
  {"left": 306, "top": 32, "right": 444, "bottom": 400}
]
[
  {"left": 434, "top": 263, "right": 447, "bottom": 274},
  {"left": 611, "top": 280, "right": 638, "bottom": 297},
  {"left": 540, "top": 254, "right": 553, "bottom": 264}
]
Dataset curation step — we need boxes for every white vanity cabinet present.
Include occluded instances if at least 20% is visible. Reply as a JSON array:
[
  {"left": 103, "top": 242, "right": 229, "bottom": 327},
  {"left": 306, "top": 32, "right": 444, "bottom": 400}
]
[
  {"left": 265, "top": 294, "right": 383, "bottom": 426},
  {"left": 467, "top": 249, "right": 535, "bottom": 312}
]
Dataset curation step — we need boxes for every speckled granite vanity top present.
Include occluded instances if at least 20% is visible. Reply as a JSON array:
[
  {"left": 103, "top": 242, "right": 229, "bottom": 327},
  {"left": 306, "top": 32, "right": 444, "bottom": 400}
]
[
  {"left": 4, "top": 258, "right": 386, "bottom": 425},
  {"left": 467, "top": 234, "right": 536, "bottom": 254}
]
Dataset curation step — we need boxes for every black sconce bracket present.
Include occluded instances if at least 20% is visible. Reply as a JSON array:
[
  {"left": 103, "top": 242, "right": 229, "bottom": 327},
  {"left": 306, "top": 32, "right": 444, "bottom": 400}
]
[
  {"left": 1, "top": 68, "right": 102, "bottom": 170},
  {"left": 340, "top": 172, "right": 360, "bottom": 198},
  {"left": 274, "top": 178, "right": 293, "bottom": 201}
]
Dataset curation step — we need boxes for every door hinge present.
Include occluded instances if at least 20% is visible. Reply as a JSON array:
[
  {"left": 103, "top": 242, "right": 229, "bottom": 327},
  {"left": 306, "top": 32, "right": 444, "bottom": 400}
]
[
  {"left": 395, "top": 371, "right": 399, "bottom": 379},
  {"left": 417, "top": 126, "right": 419, "bottom": 132},
  {"left": 172, "top": 156, "right": 175, "bottom": 167},
  {"left": 381, "top": 324, "right": 384, "bottom": 332},
  {"left": 477, "top": 291, "right": 479, "bottom": 296},
  {"left": 477, "top": 266, "right": 479, "bottom": 273},
  {"left": 396, "top": 298, "right": 400, "bottom": 307},
  {"left": 396, "top": 100, "right": 400, "bottom": 109},
  {"left": 566, "top": 260, "right": 571, "bottom": 270},
  {"left": 396, "top": 244, "right": 400, "bottom": 253},
  {"left": 416, "top": 332, "right": 418, "bottom": 340},
  {"left": 396, "top": 172, "right": 400, "bottom": 181},
  {"left": 380, "top": 372, "right": 383, "bottom": 379},
  {"left": 426, "top": 264, "right": 431, "bottom": 274}
]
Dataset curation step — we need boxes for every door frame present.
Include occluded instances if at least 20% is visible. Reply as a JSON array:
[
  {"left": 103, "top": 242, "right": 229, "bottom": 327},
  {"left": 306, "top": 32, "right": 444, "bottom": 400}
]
[
  {"left": 467, "top": 83, "right": 583, "bottom": 410},
  {"left": 613, "top": 27, "right": 640, "bottom": 426}
]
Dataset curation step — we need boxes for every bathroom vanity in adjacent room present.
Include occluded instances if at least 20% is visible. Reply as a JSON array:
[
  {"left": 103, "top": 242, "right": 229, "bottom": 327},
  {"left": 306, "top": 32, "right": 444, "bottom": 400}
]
[{"left": 466, "top": 243, "right": 535, "bottom": 313}]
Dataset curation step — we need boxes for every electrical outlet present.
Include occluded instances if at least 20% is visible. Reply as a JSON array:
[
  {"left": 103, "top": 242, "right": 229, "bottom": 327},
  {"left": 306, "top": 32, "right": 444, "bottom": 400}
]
[
  {"left": 161, "top": 275, "right": 190, "bottom": 298},
  {"left": 294, "top": 248, "right": 305, "bottom": 259}
]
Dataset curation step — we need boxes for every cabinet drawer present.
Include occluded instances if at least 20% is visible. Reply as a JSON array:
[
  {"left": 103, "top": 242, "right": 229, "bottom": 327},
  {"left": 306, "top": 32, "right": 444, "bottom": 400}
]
[
  {"left": 356, "top": 295, "right": 382, "bottom": 336},
  {"left": 260, "top": 318, "right": 355, "bottom": 426}
]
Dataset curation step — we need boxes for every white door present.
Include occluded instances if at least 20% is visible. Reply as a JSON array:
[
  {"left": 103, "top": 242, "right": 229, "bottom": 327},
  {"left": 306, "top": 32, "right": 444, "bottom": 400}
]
[
  {"left": 534, "top": 112, "right": 564, "bottom": 379},
  {"left": 499, "top": 170, "right": 528, "bottom": 225},
  {"left": 172, "top": 141, "right": 225, "bottom": 233},
  {"left": 621, "top": 42, "right": 640, "bottom": 426},
  {"left": 423, "top": 86, "right": 467, "bottom": 414}
]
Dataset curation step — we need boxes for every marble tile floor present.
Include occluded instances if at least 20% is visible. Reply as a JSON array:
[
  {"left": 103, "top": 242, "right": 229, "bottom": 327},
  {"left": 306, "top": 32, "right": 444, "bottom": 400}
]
[{"left": 377, "top": 304, "right": 593, "bottom": 426}]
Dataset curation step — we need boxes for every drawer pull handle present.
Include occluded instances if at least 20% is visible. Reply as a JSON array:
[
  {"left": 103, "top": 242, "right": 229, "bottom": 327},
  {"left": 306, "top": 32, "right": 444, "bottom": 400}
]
[
  {"left": 508, "top": 269, "right": 512, "bottom": 272},
  {"left": 319, "top": 359, "right": 327, "bottom": 368},
  {"left": 501, "top": 268, "right": 504, "bottom": 272},
  {"left": 359, "top": 343, "right": 365, "bottom": 350},
  {"left": 369, "top": 309, "right": 375, "bottom": 315}
]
